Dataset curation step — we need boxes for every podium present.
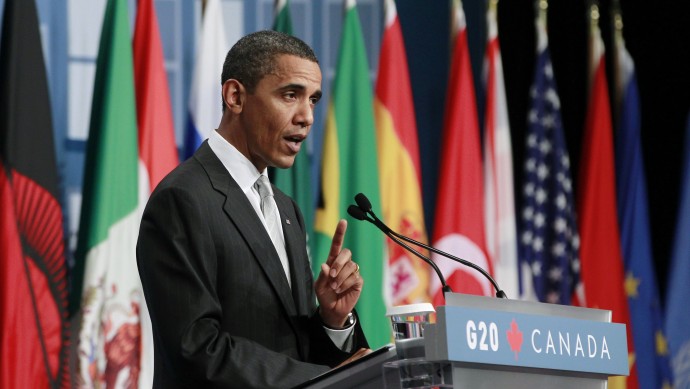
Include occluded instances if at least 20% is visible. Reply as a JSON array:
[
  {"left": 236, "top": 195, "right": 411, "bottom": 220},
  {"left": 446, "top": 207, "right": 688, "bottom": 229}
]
[
  {"left": 300, "top": 293, "right": 629, "bottom": 388},
  {"left": 422, "top": 293, "right": 629, "bottom": 388}
]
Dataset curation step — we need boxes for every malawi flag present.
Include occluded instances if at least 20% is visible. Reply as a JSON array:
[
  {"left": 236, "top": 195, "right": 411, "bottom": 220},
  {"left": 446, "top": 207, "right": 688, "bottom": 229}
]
[
  {"left": 269, "top": 0, "right": 316, "bottom": 273},
  {"left": 374, "top": 0, "right": 430, "bottom": 305},
  {"left": 613, "top": 30, "right": 672, "bottom": 389},
  {"left": 72, "top": 0, "right": 147, "bottom": 387},
  {"left": 431, "top": 0, "right": 492, "bottom": 305},
  {"left": 184, "top": 0, "right": 227, "bottom": 159},
  {"left": 0, "top": 1, "right": 70, "bottom": 387},
  {"left": 577, "top": 12, "right": 638, "bottom": 388},
  {"left": 483, "top": 0, "right": 518, "bottom": 298},
  {"left": 314, "top": 0, "right": 387, "bottom": 348}
]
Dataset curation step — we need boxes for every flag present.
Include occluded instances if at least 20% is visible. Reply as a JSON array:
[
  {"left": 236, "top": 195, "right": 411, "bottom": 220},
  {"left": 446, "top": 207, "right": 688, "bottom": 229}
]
[
  {"left": 72, "top": 0, "right": 146, "bottom": 387},
  {"left": 614, "top": 28, "right": 673, "bottom": 389},
  {"left": 184, "top": 0, "right": 228, "bottom": 159},
  {"left": 134, "top": 0, "right": 179, "bottom": 192},
  {"left": 0, "top": 1, "right": 69, "bottom": 387},
  {"left": 272, "top": 0, "right": 293, "bottom": 34},
  {"left": 431, "top": 0, "right": 491, "bottom": 305},
  {"left": 577, "top": 12, "right": 638, "bottom": 388},
  {"left": 666, "top": 112, "right": 690, "bottom": 388},
  {"left": 374, "top": 0, "right": 430, "bottom": 306},
  {"left": 483, "top": 0, "right": 518, "bottom": 298},
  {"left": 132, "top": 0, "right": 180, "bottom": 386},
  {"left": 314, "top": 0, "right": 387, "bottom": 348},
  {"left": 269, "top": 0, "right": 316, "bottom": 274},
  {"left": 517, "top": 9, "right": 580, "bottom": 305}
]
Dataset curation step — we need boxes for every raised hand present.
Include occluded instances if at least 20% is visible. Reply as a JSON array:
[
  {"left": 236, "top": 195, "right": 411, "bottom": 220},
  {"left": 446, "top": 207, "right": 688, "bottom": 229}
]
[{"left": 314, "top": 219, "right": 364, "bottom": 328}]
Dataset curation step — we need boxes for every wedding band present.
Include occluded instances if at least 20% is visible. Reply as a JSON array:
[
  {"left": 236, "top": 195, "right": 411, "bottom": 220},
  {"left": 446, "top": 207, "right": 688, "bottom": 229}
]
[{"left": 354, "top": 263, "right": 360, "bottom": 273}]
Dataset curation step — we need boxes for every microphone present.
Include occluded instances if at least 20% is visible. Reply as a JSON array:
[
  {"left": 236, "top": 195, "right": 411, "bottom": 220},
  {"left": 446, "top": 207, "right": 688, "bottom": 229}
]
[
  {"left": 350, "top": 193, "right": 508, "bottom": 299},
  {"left": 347, "top": 205, "right": 453, "bottom": 296}
]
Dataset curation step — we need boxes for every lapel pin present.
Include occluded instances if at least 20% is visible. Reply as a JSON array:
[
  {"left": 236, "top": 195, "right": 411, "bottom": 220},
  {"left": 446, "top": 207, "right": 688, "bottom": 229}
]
[{"left": 286, "top": 219, "right": 291, "bottom": 225}]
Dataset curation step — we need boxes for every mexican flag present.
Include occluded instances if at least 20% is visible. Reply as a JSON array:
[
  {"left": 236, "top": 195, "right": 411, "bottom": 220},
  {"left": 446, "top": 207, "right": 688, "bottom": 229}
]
[{"left": 72, "top": 0, "right": 166, "bottom": 387}]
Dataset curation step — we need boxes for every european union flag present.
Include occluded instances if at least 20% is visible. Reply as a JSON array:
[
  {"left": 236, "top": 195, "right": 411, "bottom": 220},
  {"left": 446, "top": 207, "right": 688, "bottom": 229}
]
[
  {"left": 518, "top": 44, "right": 580, "bottom": 305},
  {"left": 615, "top": 46, "right": 673, "bottom": 389},
  {"left": 666, "top": 111, "right": 690, "bottom": 388}
]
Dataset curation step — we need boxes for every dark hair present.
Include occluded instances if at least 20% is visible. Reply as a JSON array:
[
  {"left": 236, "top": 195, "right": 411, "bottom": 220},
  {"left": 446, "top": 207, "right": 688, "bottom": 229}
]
[{"left": 221, "top": 30, "right": 319, "bottom": 110}]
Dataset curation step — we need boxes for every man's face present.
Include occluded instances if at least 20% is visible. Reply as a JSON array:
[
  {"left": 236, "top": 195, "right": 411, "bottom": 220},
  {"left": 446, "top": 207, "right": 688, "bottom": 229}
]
[{"left": 239, "top": 54, "right": 322, "bottom": 171}]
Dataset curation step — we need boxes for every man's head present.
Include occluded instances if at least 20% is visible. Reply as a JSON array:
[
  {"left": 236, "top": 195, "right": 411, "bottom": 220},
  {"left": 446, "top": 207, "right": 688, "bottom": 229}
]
[
  {"left": 219, "top": 31, "right": 322, "bottom": 172},
  {"left": 221, "top": 30, "right": 319, "bottom": 107}
]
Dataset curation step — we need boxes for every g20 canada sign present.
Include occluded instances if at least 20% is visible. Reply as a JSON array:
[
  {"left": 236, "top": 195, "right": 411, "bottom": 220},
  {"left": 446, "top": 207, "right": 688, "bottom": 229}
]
[{"left": 434, "top": 306, "right": 629, "bottom": 376}]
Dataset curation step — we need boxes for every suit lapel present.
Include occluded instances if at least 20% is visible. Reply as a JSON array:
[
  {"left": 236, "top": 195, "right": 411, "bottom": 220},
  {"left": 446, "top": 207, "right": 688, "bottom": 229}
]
[
  {"left": 194, "top": 143, "right": 298, "bottom": 319},
  {"left": 274, "top": 190, "right": 313, "bottom": 359},
  {"left": 273, "top": 192, "right": 311, "bottom": 315}
]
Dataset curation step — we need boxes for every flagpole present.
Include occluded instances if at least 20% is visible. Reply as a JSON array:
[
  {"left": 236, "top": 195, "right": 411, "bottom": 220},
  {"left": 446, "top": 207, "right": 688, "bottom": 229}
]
[
  {"left": 612, "top": 3, "right": 624, "bottom": 124},
  {"left": 537, "top": 0, "right": 547, "bottom": 28}
]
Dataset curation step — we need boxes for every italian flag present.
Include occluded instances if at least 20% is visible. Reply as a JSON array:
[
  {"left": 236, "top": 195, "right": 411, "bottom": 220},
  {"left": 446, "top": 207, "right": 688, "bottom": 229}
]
[{"left": 315, "top": 0, "right": 388, "bottom": 348}]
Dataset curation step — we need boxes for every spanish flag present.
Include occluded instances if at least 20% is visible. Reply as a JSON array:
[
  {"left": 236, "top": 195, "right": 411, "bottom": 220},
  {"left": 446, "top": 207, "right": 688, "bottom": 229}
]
[{"left": 374, "top": 0, "right": 430, "bottom": 305}]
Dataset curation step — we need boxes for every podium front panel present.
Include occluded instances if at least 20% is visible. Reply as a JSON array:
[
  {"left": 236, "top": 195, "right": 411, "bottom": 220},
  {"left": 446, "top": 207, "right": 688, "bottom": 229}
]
[
  {"left": 450, "top": 366, "right": 606, "bottom": 389},
  {"left": 425, "top": 293, "right": 629, "bottom": 384}
]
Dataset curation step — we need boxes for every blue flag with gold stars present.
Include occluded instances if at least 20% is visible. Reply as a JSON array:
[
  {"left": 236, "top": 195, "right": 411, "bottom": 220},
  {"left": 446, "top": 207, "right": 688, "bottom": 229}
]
[
  {"left": 614, "top": 46, "right": 672, "bottom": 388},
  {"left": 666, "top": 110, "right": 690, "bottom": 388}
]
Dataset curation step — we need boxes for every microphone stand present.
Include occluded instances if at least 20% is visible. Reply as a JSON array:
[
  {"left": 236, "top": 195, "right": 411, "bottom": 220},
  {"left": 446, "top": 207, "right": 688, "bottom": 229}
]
[
  {"left": 347, "top": 205, "right": 453, "bottom": 297},
  {"left": 352, "top": 194, "right": 508, "bottom": 299}
]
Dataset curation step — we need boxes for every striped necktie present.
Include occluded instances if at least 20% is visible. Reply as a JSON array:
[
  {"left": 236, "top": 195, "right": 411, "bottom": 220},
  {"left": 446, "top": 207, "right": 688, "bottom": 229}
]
[{"left": 254, "top": 175, "right": 291, "bottom": 288}]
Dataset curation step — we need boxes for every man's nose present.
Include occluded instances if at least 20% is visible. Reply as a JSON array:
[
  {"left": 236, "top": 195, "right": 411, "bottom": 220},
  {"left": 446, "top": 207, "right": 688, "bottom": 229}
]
[{"left": 295, "top": 100, "right": 314, "bottom": 128}]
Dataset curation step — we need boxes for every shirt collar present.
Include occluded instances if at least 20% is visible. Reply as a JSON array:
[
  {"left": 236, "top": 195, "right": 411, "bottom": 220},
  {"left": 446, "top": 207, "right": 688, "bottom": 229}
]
[{"left": 207, "top": 130, "right": 267, "bottom": 192}]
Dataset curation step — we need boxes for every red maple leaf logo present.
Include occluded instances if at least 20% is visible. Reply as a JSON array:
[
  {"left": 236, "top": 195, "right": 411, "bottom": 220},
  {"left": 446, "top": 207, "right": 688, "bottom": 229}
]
[{"left": 506, "top": 319, "right": 523, "bottom": 360}]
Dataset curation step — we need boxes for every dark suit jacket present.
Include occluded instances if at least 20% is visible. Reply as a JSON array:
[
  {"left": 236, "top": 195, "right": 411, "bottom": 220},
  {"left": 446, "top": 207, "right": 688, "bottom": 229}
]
[{"left": 137, "top": 141, "right": 368, "bottom": 389}]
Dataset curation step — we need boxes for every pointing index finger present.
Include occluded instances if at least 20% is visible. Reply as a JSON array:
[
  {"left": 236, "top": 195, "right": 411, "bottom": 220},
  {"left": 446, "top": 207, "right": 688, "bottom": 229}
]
[{"left": 327, "top": 219, "right": 347, "bottom": 266}]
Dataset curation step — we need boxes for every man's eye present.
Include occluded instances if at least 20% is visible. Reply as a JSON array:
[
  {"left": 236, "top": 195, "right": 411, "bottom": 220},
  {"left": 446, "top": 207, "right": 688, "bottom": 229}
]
[
  {"left": 284, "top": 92, "right": 297, "bottom": 100},
  {"left": 310, "top": 97, "right": 320, "bottom": 105}
]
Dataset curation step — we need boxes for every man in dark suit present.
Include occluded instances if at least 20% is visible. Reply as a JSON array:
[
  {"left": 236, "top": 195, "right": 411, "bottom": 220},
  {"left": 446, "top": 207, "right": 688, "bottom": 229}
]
[{"left": 137, "top": 30, "right": 370, "bottom": 388}]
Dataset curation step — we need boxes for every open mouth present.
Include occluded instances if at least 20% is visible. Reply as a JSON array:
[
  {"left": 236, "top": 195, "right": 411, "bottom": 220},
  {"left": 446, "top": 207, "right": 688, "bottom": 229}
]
[
  {"left": 284, "top": 134, "right": 306, "bottom": 154},
  {"left": 285, "top": 134, "right": 305, "bottom": 144}
]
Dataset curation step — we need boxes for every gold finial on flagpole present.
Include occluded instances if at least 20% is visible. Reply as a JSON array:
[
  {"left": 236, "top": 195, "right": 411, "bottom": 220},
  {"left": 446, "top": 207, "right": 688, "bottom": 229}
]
[
  {"left": 539, "top": 0, "right": 548, "bottom": 13},
  {"left": 590, "top": 1, "right": 600, "bottom": 25},
  {"left": 489, "top": 0, "right": 498, "bottom": 13},
  {"left": 534, "top": 0, "right": 549, "bottom": 51},
  {"left": 613, "top": 0, "right": 623, "bottom": 34},
  {"left": 537, "top": 0, "right": 548, "bottom": 27}
]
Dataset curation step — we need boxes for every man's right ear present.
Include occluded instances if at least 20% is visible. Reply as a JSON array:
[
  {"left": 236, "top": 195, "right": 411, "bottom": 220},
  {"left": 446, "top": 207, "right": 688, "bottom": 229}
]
[{"left": 222, "top": 79, "right": 245, "bottom": 113}]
